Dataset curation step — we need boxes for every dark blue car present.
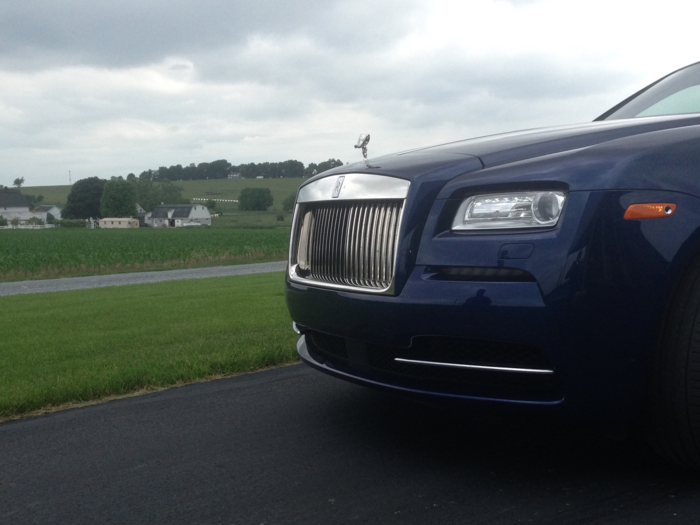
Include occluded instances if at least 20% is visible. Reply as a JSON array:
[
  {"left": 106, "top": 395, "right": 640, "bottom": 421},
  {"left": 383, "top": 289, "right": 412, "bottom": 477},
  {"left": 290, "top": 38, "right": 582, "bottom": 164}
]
[{"left": 286, "top": 61, "right": 700, "bottom": 468}]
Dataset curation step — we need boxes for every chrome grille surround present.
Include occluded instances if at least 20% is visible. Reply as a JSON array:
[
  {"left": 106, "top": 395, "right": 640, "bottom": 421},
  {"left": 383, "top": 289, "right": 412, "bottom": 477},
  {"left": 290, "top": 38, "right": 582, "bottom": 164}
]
[{"left": 289, "top": 173, "right": 410, "bottom": 294}]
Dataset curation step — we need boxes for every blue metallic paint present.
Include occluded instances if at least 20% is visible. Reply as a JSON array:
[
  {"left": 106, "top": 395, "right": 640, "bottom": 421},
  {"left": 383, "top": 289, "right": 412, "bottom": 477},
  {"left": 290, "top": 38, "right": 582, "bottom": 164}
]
[{"left": 287, "top": 108, "right": 700, "bottom": 422}]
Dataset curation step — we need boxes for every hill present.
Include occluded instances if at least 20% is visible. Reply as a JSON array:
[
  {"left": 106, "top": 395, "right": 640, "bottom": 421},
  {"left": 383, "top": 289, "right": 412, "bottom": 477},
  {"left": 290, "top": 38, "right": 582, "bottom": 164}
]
[{"left": 23, "top": 178, "right": 306, "bottom": 211}]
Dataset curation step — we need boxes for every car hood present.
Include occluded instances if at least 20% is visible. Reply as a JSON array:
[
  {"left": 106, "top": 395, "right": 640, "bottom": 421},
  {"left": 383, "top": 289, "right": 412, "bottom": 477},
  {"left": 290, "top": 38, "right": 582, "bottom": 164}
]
[{"left": 313, "top": 114, "right": 700, "bottom": 184}]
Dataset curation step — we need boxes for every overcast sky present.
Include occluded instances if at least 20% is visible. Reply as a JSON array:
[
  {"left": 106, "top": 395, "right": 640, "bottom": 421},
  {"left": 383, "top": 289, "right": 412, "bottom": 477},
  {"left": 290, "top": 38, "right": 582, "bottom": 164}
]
[{"left": 1, "top": 0, "right": 698, "bottom": 187}]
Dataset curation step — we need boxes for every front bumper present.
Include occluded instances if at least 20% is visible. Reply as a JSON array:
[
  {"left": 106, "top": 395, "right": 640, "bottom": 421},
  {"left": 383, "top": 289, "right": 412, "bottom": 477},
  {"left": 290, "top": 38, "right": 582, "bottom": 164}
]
[{"left": 287, "top": 266, "right": 643, "bottom": 421}]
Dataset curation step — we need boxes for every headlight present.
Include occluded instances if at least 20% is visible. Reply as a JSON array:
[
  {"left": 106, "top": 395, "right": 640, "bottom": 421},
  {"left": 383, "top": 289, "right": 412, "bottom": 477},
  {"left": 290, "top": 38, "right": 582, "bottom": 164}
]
[{"left": 451, "top": 191, "right": 566, "bottom": 231}]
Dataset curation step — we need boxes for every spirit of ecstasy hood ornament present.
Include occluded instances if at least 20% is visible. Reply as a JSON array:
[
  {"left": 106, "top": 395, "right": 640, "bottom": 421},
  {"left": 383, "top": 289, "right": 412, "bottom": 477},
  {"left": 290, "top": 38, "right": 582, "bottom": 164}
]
[
  {"left": 354, "top": 133, "right": 377, "bottom": 168},
  {"left": 354, "top": 133, "right": 370, "bottom": 159}
]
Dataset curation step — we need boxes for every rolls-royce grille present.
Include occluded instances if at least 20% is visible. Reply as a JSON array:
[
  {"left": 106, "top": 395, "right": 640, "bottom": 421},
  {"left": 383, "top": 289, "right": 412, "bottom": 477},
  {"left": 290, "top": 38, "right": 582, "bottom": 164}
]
[{"left": 292, "top": 199, "right": 404, "bottom": 291}]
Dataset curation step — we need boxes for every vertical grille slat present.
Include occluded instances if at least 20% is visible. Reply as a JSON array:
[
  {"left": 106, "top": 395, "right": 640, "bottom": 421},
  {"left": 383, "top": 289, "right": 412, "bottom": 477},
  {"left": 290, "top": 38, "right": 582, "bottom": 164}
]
[
  {"left": 378, "top": 205, "right": 389, "bottom": 284},
  {"left": 359, "top": 203, "right": 367, "bottom": 286},
  {"left": 324, "top": 206, "right": 333, "bottom": 281},
  {"left": 352, "top": 203, "right": 361, "bottom": 286},
  {"left": 354, "top": 202, "right": 364, "bottom": 286},
  {"left": 347, "top": 204, "right": 358, "bottom": 286},
  {"left": 368, "top": 203, "right": 375, "bottom": 286},
  {"left": 363, "top": 203, "right": 370, "bottom": 286},
  {"left": 311, "top": 206, "right": 323, "bottom": 281},
  {"left": 293, "top": 199, "right": 404, "bottom": 291},
  {"left": 387, "top": 202, "right": 399, "bottom": 278}
]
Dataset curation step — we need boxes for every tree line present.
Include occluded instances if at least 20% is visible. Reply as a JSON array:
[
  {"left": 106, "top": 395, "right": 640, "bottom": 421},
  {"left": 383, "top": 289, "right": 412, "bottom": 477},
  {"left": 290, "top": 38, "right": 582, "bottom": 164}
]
[
  {"left": 63, "top": 177, "right": 188, "bottom": 219},
  {"left": 130, "top": 158, "right": 343, "bottom": 182}
]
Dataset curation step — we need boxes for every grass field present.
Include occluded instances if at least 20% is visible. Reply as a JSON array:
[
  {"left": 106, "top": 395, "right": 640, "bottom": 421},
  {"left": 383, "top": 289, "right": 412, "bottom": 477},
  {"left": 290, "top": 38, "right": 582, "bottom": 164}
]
[
  {"left": 0, "top": 272, "right": 298, "bottom": 419},
  {"left": 24, "top": 177, "right": 305, "bottom": 210},
  {"left": 0, "top": 228, "right": 290, "bottom": 281},
  {"left": 211, "top": 210, "right": 293, "bottom": 228}
]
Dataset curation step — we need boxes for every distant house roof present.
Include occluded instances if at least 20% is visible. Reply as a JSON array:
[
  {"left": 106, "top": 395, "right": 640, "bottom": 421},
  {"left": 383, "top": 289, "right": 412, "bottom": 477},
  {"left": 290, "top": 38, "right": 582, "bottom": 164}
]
[
  {"left": 0, "top": 188, "right": 29, "bottom": 208},
  {"left": 151, "top": 204, "right": 194, "bottom": 219},
  {"left": 171, "top": 207, "right": 193, "bottom": 218},
  {"left": 35, "top": 205, "right": 57, "bottom": 212}
]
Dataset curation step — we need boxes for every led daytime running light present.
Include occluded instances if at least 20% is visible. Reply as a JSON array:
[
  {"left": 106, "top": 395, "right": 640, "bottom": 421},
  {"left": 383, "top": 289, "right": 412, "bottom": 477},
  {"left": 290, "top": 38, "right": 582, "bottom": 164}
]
[{"left": 452, "top": 191, "right": 566, "bottom": 231}]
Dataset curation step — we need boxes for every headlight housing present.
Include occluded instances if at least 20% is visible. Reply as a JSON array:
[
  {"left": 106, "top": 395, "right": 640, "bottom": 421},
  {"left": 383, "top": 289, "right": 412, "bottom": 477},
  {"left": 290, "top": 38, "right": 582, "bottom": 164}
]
[{"left": 451, "top": 191, "right": 566, "bottom": 231}]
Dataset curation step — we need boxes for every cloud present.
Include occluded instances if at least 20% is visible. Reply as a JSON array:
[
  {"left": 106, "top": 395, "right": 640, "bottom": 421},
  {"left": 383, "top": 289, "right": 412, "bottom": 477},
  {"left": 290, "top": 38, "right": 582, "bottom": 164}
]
[
  {"left": 0, "top": 0, "right": 421, "bottom": 70},
  {"left": 1, "top": 0, "right": 699, "bottom": 186}
]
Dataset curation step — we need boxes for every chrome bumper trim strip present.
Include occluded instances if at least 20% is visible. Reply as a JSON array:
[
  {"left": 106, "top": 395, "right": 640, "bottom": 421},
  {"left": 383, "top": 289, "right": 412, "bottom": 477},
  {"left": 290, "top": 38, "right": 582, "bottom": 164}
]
[{"left": 394, "top": 357, "right": 555, "bottom": 374}]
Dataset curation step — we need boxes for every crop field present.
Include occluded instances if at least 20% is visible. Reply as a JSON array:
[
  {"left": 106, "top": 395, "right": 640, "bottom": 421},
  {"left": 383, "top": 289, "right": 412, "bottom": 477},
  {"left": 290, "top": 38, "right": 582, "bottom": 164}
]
[
  {"left": 0, "top": 272, "right": 298, "bottom": 419},
  {"left": 0, "top": 228, "right": 290, "bottom": 281}
]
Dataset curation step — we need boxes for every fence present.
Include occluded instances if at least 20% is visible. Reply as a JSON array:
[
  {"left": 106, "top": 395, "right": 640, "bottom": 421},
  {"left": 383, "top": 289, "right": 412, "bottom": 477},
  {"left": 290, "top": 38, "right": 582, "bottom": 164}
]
[
  {"left": 192, "top": 198, "right": 238, "bottom": 203},
  {"left": 0, "top": 224, "right": 56, "bottom": 230}
]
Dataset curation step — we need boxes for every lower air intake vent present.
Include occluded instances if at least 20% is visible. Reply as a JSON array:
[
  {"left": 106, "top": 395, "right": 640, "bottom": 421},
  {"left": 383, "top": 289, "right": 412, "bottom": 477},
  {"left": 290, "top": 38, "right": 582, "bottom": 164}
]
[{"left": 305, "top": 331, "right": 562, "bottom": 402}]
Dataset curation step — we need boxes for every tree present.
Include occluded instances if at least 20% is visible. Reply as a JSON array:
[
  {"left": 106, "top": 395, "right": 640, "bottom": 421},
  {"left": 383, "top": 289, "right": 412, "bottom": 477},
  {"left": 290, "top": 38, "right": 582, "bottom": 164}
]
[
  {"left": 0, "top": 215, "right": 7, "bottom": 226},
  {"left": 24, "top": 194, "right": 44, "bottom": 209},
  {"left": 279, "top": 160, "right": 304, "bottom": 178},
  {"left": 205, "top": 199, "right": 217, "bottom": 210},
  {"left": 101, "top": 179, "right": 137, "bottom": 218},
  {"left": 239, "top": 163, "right": 261, "bottom": 179},
  {"left": 13, "top": 177, "right": 25, "bottom": 188},
  {"left": 132, "top": 179, "right": 160, "bottom": 211},
  {"left": 208, "top": 159, "right": 232, "bottom": 179},
  {"left": 129, "top": 178, "right": 188, "bottom": 211},
  {"left": 63, "top": 177, "right": 107, "bottom": 219},
  {"left": 316, "top": 159, "right": 344, "bottom": 174},
  {"left": 282, "top": 193, "right": 296, "bottom": 213},
  {"left": 158, "top": 179, "right": 188, "bottom": 205},
  {"left": 46, "top": 212, "right": 56, "bottom": 224},
  {"left": 238, "top": 188, "right": 273, "bottom": 211},
  {"left": 10, "top": 217, "right": 20, "bottom": 228}
]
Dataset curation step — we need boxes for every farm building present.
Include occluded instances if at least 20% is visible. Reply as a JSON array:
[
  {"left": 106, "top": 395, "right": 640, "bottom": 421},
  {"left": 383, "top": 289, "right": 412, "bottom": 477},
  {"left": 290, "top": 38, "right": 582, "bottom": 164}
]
[
  {"left": 135, "top": 203, "right": 150, "bottom": 227},
  {"left": 148, "top": 204, "right": 211, "bottom": 227},
  {"left": 99, "top": 218, "right": 139, "bottom": 228},
  {"left": 0, "top": 188, "right": 35, "bottom": 222},
  {"left": 34, "top": 205, "right": 62, "bottom": 222}
]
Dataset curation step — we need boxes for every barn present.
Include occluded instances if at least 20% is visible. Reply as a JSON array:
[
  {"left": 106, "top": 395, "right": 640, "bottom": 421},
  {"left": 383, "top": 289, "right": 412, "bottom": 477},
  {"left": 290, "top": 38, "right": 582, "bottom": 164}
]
[{"left": 148, "top": 204, "right": 211, "bottom": 227}]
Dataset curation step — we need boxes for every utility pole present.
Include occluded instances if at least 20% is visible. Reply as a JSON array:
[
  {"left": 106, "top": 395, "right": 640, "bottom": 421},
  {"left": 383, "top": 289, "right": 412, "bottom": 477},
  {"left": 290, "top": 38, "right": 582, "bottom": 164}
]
[{"left": 69, "top": 170, "right": 72, "bottom": 185}]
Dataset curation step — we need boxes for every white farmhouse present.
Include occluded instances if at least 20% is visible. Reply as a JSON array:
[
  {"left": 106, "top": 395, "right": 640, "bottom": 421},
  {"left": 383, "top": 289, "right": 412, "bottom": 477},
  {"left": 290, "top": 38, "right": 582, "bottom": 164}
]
[
  {"left": 149, "top": 204, "right": 211, "bottom": 227},
  {"left": 0, "top": 188, "right": 34, "bottom": 222},
  {"left": 34, "top": 205, "right": 62, "bottom": 222}
]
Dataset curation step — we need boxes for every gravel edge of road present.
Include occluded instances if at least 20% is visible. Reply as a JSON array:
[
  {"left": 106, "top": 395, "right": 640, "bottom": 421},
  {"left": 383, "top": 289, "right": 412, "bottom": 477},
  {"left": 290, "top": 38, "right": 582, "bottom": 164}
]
[{"left": 0, "top": 261, "right": 288, "bottom": 296}]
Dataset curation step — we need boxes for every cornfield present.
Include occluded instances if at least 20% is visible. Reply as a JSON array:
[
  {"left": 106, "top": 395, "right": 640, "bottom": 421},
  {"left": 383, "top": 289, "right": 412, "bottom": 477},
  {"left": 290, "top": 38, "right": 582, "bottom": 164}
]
[{"left": 0, "top": 228, "right": 290, "bottom": 281}]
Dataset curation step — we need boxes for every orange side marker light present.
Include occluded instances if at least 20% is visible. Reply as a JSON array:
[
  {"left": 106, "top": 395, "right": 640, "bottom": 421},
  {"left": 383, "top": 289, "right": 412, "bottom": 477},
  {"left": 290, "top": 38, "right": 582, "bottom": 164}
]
[{"left": 624, "top": 203, "right": 676, "bottom": 220}]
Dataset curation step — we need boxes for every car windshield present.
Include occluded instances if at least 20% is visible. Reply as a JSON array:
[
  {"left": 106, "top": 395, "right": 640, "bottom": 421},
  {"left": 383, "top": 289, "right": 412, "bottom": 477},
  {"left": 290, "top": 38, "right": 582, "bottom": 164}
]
[{"left": 602, "top": 62, "right": 700, "bottom": 120}]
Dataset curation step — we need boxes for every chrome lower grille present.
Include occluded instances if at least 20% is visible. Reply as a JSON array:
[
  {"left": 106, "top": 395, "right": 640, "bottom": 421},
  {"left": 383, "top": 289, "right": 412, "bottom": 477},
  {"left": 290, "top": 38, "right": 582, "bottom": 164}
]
[{"left": 291, "top": 199, "right": 404, "bottom": 291}]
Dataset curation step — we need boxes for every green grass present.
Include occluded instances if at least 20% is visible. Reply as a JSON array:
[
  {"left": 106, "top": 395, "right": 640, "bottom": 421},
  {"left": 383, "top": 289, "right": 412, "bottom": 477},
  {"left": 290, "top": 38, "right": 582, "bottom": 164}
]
[
  {"left": 23, "top": 178, "right": 304, "bottom": 210},
  {"left": 0, "top": 272, "right": 298, "bottom": 419},
  {"left": 0, "top": 228, "right": 290, "bottom": 281},
  {"left": 211, "top": 210, "right": 292, "bottom": 228},
  {"left": 19, "top": 184, "right": 72, "bottom": 206},
  {"left": 179, "top": 178, "right": 302, "bottom": 211}
]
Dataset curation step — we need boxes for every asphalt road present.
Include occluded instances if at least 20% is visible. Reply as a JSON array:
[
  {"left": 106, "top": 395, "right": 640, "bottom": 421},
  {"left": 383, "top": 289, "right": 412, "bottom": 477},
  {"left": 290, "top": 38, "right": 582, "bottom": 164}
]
[
  {"left": 2, "top": 364, "right": 699, "bottom": 524},
  {"left": 0, "top": 261, "right": 287, "bottom": 296}
]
